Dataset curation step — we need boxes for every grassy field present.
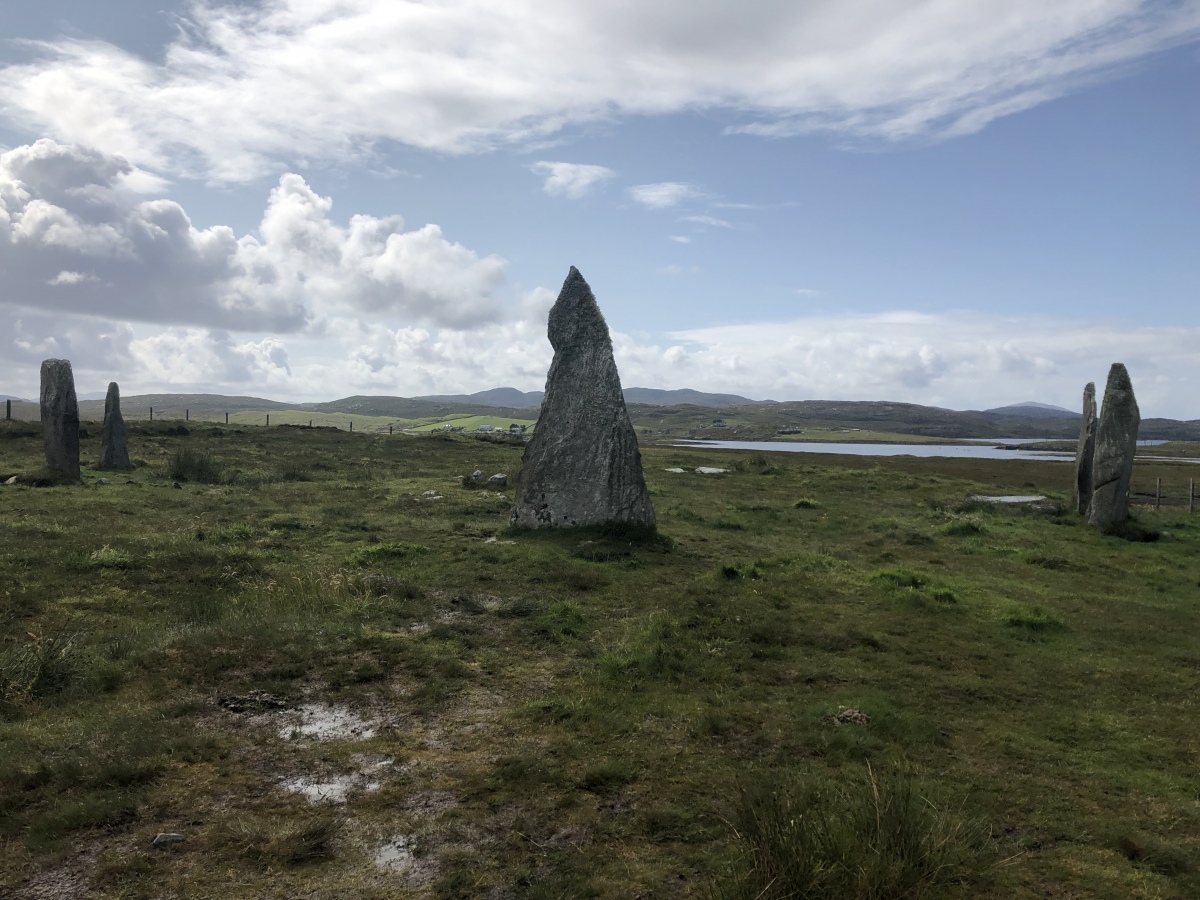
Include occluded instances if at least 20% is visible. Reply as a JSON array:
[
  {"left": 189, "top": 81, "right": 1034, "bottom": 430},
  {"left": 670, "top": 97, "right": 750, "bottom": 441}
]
[
  {"left": 408, "top": 416, "right": 537, "bottom": 434},
  {"left": 2, "top": 421, "right": 1199, "bottom": 898}
]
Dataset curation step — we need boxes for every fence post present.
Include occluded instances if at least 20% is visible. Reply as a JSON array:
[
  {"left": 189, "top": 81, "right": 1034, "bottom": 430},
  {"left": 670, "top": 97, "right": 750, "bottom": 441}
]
[
  {"left": 225, "top": 412, "right": 228, "bottom": 424},
  {"left": 266, "top": 414, "right": 269, "bottom": 426},
  {"left": 150, "top": 406, "right": 153, "bottom": 421},
  {"left": 5, "top": 398, "right": 9, "bottom": 420},
  {"left": 350, "top": 420, "right": 353, "bottom": 432},
  {"left": 1191, "top": 479, "right": 1195, "bottom": 514},
  {"left": 1155, "top": 478, "right": 1161, "bottom": 510},
  {"left": 389, "top": 424, "right": 393, "bottom": 435},
  {"left": 309, "top": 419, "right": 312, "bottom": 428},
  {"left": 186, "top": 409, "right": 189, "bottom": 422}
]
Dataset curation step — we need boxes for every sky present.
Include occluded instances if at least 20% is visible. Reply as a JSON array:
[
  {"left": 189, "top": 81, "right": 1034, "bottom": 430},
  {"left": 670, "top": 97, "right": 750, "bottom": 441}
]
[{"left": 0, "top": 1, "right": 1197, "bottom": 416}]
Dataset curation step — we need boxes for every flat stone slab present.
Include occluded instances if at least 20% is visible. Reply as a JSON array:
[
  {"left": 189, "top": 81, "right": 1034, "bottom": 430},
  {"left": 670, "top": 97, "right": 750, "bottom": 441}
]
[
  {"left": 694, "top": 467, "right": 728, "bottom": 474},
  {"left": 969, "top": 495, "right": 1047, "bottom": 503}
]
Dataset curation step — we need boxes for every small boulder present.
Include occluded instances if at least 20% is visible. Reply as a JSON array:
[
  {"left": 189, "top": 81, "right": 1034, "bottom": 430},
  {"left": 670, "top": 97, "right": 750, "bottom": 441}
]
[
  {"left": 151, "top": 832, "right": 186, "bottom": 850},
  {"left": 3, "top": 475, "right": 17, "bottom": 486},
  {"left": 488, "top": 473, "right": 507, "bottom": 488},
  {"left": 96, "top": 478, "right": 110, "bottom": 485},
  {"left": 695, "top": 467, "right": 728, "bottom": 475}
]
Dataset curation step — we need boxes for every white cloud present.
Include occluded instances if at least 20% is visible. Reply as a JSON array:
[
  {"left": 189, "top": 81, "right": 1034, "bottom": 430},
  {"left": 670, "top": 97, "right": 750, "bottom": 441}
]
[
  {"left": 1, "top": 304, "right": 1197, "bottom": 418},
  {"left": 0, "top": 140, "right": 507, "bottom": 331},
  {"left": 49, "top": 270, "right": 98, "bottom": 285},
  {"left": 531, "top": 161, "right": 615, "bottom": 198},
  {"left": 630, "top": 182, "right": 702, "bottom": 209},
  {"left": 679, "top": 214, "right": 732, "bottom": 228},
  {"left": 629, "top": 312, "right": 1200, "bottom": 415},
  {"left": 1, "top": 1, "right": 1195, "bottom": 180},
  {"left": 668, "top": 235, "right": 691, "bottom": 243}
]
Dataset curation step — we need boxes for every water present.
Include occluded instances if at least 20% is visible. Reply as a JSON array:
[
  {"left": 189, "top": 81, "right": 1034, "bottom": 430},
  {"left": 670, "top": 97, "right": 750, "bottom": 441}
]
[{"left": 674, "top": 440, "right": 1075, "bottom": 461}]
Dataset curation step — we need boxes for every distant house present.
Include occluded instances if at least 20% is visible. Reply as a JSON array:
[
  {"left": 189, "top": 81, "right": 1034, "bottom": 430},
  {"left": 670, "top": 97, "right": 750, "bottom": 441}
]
[
  {"left": 477, "top": 424, "right": 494, "bottom": 432},
  {"left": 712, "top": 419, "right": 726, "bottom": 427},
  {"left": 508, "top": 424, "right": 527, "bottom": 434}
]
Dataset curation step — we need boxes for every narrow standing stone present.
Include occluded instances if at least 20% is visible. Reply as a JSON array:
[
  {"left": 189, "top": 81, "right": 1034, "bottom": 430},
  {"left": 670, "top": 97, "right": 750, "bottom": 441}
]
[
  {"left": 1072, "top": 382, "right": 1096, "bottom": 515},
  {"left": 40, "top": 359, "right": 80, "bottom": 478},
  {"left": 99, "top": 382, "right": 131, "bottom": 469},
  {"left": 1088, "top": 363, "right": 1140, "bottom": 530},
  {"left": 510, "top": 267, "right": 655, "bottom": 529}
]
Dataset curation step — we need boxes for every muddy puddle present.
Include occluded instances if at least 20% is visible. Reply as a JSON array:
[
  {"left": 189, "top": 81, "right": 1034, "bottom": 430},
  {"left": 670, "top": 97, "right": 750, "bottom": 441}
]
[{"left": 277, "top": 703, "right": 378, "bottom": 741}]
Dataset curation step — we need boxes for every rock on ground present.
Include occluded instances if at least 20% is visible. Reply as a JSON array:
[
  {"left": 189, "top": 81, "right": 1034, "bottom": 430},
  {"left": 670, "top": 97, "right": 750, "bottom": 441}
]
[
  {"left": 510, "top": 267, "right": 655, "bottom": 529},
  {"left": 40, "top": 358, "right": 80, "bottom": 478},
  {"left": 99, "top": 381, "right": 131, "bottom": 469},
  {"left": 1073, "top": 382, "right": 1096, "bottom": 515},
  {"left": 1088, "top": 363, "right": 1140, "bottom": 530}
]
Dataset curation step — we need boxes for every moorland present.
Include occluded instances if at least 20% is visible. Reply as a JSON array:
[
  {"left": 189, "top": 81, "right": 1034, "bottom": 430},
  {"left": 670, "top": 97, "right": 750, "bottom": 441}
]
[
  {"left": 7, "top": 392, "right": 1200, "bottom": 443},
  {"left": 2, "top": 419, "right": 1199, "bottom": 898}
]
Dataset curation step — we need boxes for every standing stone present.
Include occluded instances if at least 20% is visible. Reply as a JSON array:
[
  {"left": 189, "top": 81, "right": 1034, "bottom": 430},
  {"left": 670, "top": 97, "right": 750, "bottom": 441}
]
[
  {"left": 40, "top": 358, "right": 80, "bottom": 478},
  {"left": 1072, "top": 382, "right": 1096, "bottom": 515},
  {"left": 99, "top": 382, "right": 131, "bottom": 469},
  {"left": 1088, "top": 363, "right": 1140, "bottom": 530},
  {"left": 510, "top": 267, "right": 655, "bottom": 529}
]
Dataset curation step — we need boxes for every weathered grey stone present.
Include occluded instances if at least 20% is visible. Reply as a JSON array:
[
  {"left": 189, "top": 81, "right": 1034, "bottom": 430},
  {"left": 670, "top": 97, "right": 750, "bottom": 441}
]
[
  {"left": 40, "top": 358, "right": 80, "bottom": 478},
  {"left": 487, "top": 473, "right": 507, "bottom": 488},
  {"left": 1072, "top": 382, "right": 1096, "bottom": 515},
  {"left": 99, "top": 381, "right": 131, "bottom": 470},
  {"left": 1088, "top": 363, "right": 1140, "bottom": 530},
  {"left": 151, "top": 832, "right": 186, "bottom": 849},
  {"left": 510, "top": 267, "right": 655, "bottom": 529}
]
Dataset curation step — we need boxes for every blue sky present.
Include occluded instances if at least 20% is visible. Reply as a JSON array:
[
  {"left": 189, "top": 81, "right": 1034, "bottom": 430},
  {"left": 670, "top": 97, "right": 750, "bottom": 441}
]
[{"left": 0, "top": 1, "right": 1197, "bottom": 415}]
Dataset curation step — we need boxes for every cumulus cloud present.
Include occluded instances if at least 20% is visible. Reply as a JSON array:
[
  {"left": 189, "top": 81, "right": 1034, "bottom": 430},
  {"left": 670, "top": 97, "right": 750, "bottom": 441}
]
[
  {"left": 531, "top": 161, "right": 615, "bottom": 198},
  {"left": 0, "top": 140, "right": 507, "bottom": 331},
  {"left": 629, "top": 182, "right": 702, "bottom": 209},
  {"left": 6, "top": 1, "right": 1190, "bottom": 180}
]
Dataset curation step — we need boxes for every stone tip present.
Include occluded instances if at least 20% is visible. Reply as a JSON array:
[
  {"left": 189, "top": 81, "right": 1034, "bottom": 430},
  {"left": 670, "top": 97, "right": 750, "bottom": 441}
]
[
  {"left": 1105, "top": 362, "right": 1132, "bottom": 393},
  {"left": 548, "top": 266, "right": 608, "bottom": 352}
]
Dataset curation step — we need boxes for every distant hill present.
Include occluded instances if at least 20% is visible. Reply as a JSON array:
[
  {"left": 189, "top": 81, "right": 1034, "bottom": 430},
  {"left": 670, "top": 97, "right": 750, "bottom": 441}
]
[
  {"left": 1, "top": 394, "right": 31, "bottom": 402},
  {"left": 981, "top": 402, "right": 1079, "bottom": 419},
  {"left": 6, "top": 389, "right": 1196, "bottom": 442},
  {"left": 414, "top": 386, "right": 762, "bottom": 409},
  {"left": 419, "top": 388, "right": 543, "bottom": 408}
]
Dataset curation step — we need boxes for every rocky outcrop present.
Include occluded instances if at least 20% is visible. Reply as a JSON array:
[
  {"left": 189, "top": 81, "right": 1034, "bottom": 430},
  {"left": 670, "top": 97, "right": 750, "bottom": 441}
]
[
  {"left": 99, "top": 381, "right": 131, "bottom": 469},
  {"left": 40, "top": 358, "right": 80, "bottom": 478},
  {"left": 509, "top": 267, "right": 655, "bottom": 529},
  {"left": 1088, "top": 363, "right": 1140, "bottom": 530},
  {"left": 1072, "top": 382, "right": 1096, "bottom": 515}
]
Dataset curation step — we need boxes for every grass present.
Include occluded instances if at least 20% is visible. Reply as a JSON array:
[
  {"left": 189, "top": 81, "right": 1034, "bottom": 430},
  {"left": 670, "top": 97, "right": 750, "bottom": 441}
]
[{"left": 1, "top": 417, "right": 1199, "bottom": 897}]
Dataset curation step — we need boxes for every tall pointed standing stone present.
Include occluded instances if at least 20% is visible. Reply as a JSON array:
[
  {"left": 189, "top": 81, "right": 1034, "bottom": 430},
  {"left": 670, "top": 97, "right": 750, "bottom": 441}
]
[
  {"left": 40, "top": 358, "right": 80, "bottom": 478},
  {"left": 99, "top": 382, "right": 131, "bottom": 469},
  {"left": 1072, "top": 382, "right": 1096, "bottom": 515},
  {"left": 510, "top": 267, "right": 655, "bottom": 529},
  {"left": 1088, "top": 363, "right": 1140, "bottom": 530}
]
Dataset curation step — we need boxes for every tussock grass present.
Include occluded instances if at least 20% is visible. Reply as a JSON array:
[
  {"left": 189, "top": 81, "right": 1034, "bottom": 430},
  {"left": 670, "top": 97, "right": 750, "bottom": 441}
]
[
  {"left": 718, "top": 767, "right": 987, "bottom": 900},
  {"left": 166, "top": 447, "right": 223, "bottom": 483}
]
